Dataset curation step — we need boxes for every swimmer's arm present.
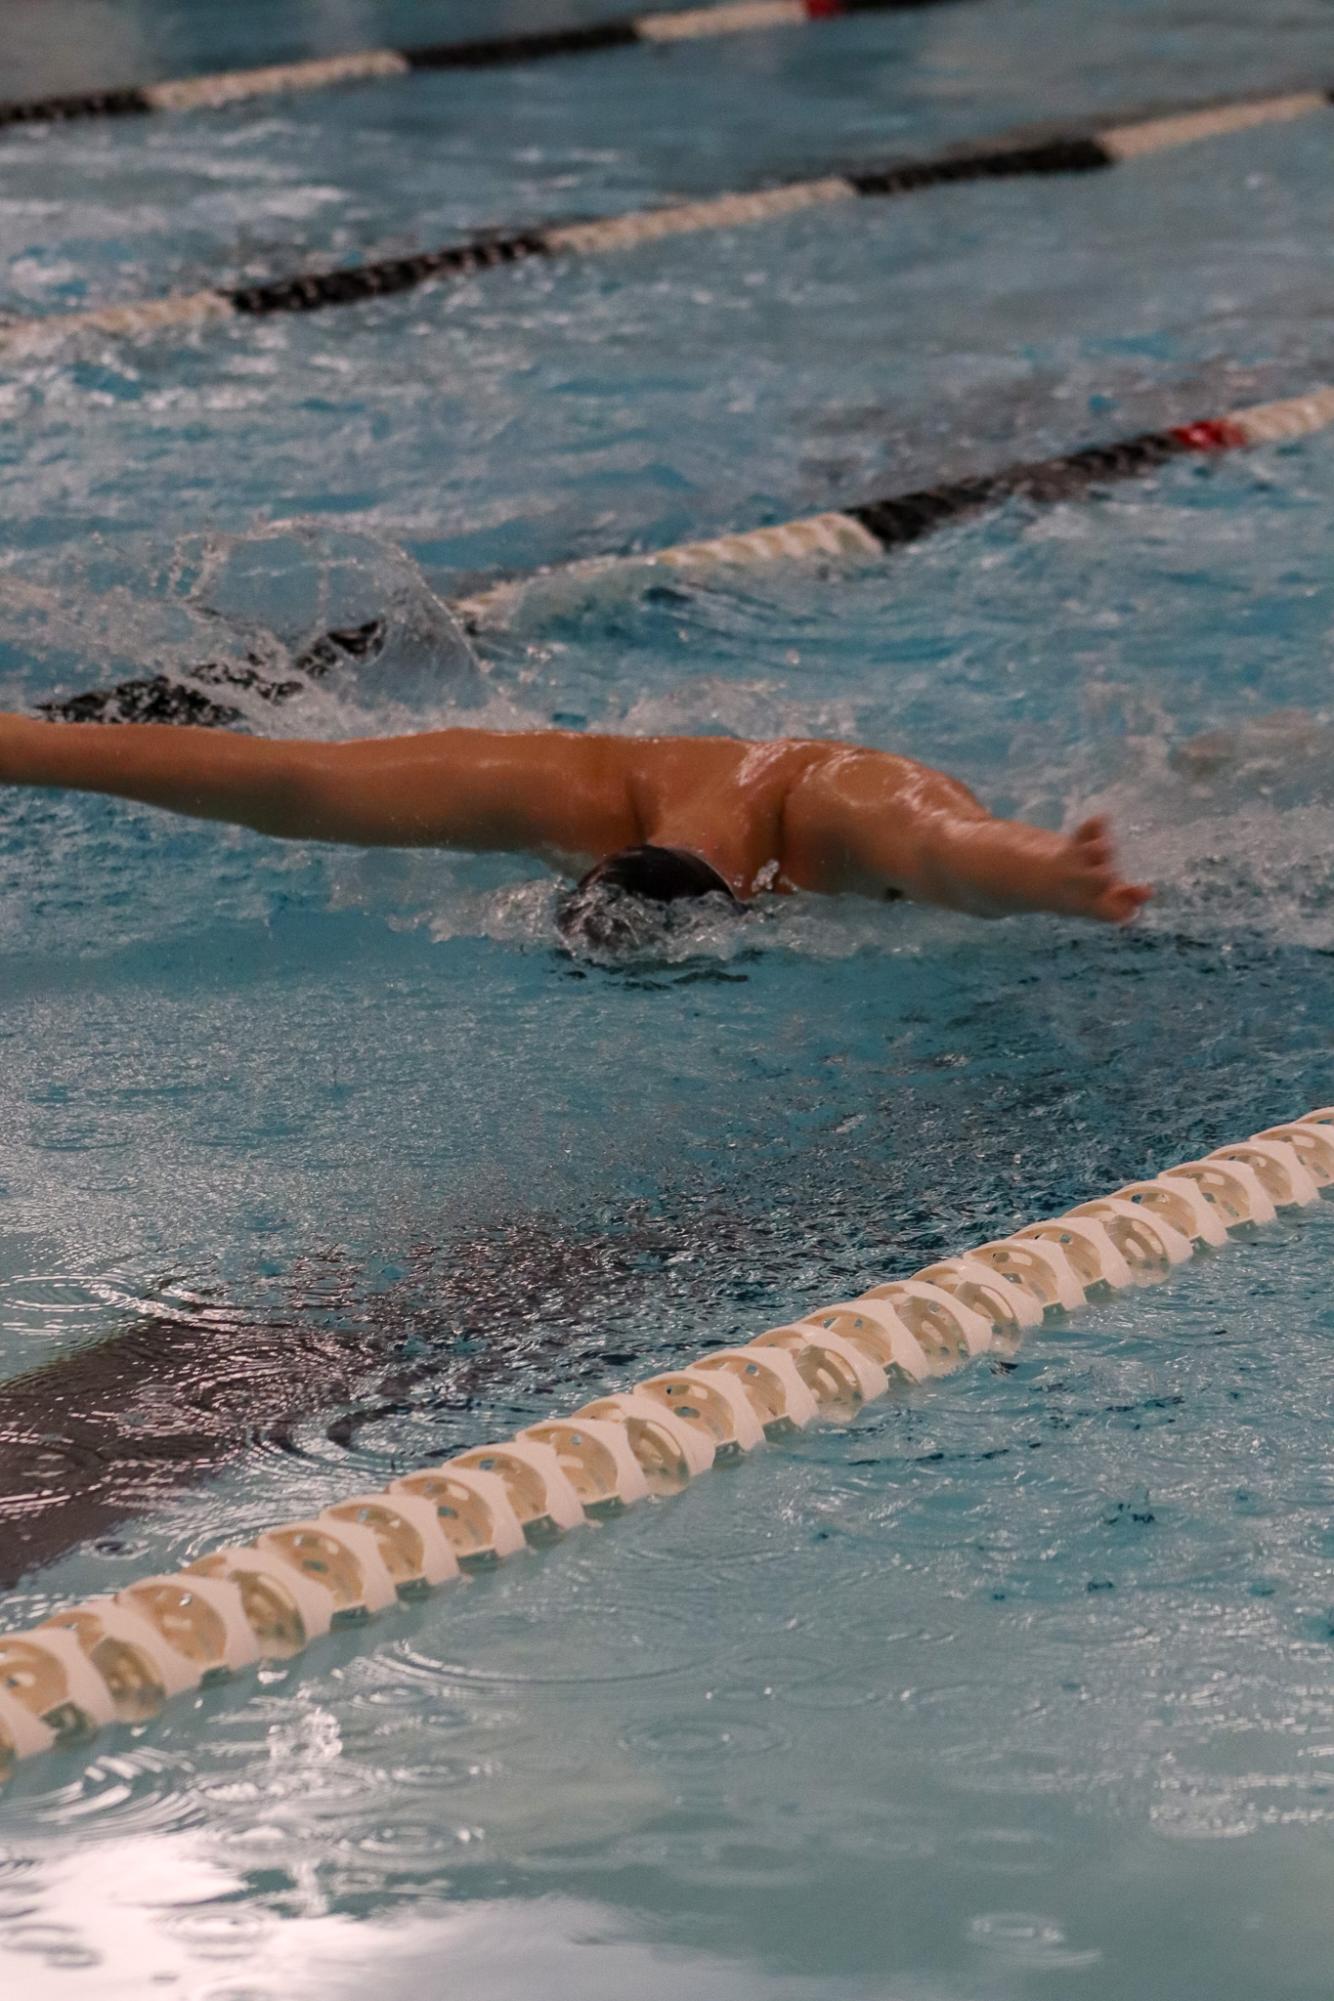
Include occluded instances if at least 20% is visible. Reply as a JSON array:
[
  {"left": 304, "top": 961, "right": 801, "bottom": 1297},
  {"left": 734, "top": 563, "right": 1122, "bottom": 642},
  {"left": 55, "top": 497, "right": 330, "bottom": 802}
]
[
  {"left": 0, "top": 717, "right": 635, "bottom": 861},
  {"left": 905, "top": 810, "right": 1152, "bottom": 923},
  {"left": 785, "top": 753, "right": 1150, "bottom": 923}
]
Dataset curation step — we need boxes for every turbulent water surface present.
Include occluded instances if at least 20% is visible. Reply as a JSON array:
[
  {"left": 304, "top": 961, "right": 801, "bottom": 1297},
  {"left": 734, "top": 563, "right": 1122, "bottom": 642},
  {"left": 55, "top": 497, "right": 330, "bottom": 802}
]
[{"left": 1, "top": 0, "right": 1332, "bottom": 1994}]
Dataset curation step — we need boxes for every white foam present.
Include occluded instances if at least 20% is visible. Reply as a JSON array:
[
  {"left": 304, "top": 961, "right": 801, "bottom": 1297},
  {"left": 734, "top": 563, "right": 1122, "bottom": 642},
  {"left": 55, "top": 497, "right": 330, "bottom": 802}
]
[{"left": 1063, "top": 704, "right": 1334, "bottom": 951}]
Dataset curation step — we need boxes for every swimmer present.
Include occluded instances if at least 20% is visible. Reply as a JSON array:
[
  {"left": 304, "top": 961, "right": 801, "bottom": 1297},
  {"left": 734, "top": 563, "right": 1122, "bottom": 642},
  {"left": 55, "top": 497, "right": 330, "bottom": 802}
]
[{"left": 0, "top": 715, "right": 1151, "bottom": 939}]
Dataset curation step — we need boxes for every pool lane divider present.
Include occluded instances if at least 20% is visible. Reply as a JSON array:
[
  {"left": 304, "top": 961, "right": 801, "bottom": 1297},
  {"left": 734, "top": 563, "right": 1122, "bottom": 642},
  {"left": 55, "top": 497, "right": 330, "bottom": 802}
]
[
  {"left": 453, "top": 384, "right": 1334, "bottom": 623},
  {"left": 1, "top": 1112, "right": 1330, "bottom": 1776},
  {"left": 0, "top": 1, "right": 964, "bottom": 130},
  {"left": 36, "top": 383, "right": 1334, "bottom": 725},
  {"left": 1, "top": 85, "right": 1330, "bottom": 361}
]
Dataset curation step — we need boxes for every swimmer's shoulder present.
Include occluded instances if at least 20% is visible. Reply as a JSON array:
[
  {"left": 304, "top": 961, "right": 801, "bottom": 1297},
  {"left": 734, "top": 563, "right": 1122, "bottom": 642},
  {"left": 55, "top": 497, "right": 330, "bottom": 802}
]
[{"left": 589, "top": 732, "right": 860, "bottom": 809}]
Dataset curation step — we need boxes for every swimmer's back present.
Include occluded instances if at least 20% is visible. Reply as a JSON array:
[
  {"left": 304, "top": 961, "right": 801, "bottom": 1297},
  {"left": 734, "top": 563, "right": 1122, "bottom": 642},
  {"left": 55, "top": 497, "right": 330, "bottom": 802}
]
[
  {"left": 615, "top": 733, "right": 975, "bottom": 897},
  {"left": 580, "top": 732, "right": 954, "bottom": 896}
]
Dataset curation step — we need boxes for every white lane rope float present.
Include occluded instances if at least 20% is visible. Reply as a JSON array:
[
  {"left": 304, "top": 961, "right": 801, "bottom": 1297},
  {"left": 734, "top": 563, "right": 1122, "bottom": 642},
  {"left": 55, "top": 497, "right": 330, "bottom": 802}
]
[
  {"left": 0, "top": 2, "right": 963, "bottom": 129},
  {"left": 1, "top": 1109, "right": 1330, "bottom": 1778},
  {"left": 0, "top": 84, "right": 1330, "bottom": 359}
]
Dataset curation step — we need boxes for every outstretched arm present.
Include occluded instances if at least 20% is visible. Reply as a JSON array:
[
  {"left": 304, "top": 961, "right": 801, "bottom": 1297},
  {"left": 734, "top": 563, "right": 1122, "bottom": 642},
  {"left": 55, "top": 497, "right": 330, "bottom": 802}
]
[
  {"left": 0, "top": 716, "right": 637, "bottom": 866},
  {"left": 783, "top": 749, "right": 1151, "bottom": 923},
  {"left": 906, "top": 810, "right": 1152, "bottom": 923}
]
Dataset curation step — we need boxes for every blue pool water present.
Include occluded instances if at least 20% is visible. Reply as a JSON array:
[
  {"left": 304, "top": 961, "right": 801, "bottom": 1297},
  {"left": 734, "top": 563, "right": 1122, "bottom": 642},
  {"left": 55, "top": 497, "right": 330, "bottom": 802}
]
[{"left": 2, "top": 0, "right": 1334, "bottom": 1993}]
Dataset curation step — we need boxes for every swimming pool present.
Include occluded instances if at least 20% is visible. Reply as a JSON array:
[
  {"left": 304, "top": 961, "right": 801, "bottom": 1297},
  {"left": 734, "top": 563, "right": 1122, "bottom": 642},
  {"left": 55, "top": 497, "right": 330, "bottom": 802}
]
[{"left": 2, "top": 0, "right": 1333, "bottom": 1992}]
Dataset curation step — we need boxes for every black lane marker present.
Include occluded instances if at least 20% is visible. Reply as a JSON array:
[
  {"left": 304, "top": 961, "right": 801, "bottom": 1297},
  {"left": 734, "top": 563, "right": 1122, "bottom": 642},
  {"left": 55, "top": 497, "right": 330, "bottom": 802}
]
[
  {"left": 847, "top": 430, "right": 1185, "bottom": 547},
  {"left": 447, "top": 399, "right": 1319, "bottom": 622},
  {"left": 845, "top": 132, "right": 1113, "bottom": 194},
  {"left": 228, "top": 233, "right": 548, "bottom": 317},
  {"left": 405, "top": 22, "right": 643, "bottom": 70},
  {"left": 0, "top": 85, "right": 151, "bottom": 130},
  {"left": 0, "top": 1310, "right": 366, "bottom": 1592}
]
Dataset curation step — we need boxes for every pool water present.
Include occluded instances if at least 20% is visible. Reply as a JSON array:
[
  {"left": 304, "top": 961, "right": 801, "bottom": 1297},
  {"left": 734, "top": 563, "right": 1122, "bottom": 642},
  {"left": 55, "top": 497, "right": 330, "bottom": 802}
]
[{"left": 1, "top": 0, "right": 1333, "bottom": 1993}]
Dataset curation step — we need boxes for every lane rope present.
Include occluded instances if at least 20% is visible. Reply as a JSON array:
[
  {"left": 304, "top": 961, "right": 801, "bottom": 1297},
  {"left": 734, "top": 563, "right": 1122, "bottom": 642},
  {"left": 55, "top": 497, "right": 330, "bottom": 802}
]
[
  {"left": 453, "top": 384, "right": 1334, "bottom": 622},
  {"left": 34, "top": 382, "right": 1334, "bottom": 726},
  {"left": 1, "top": 87, "right": 1330, "bottom": 361},
  {"left": 1, "top": 1110, "right": 1329, "bottom": 1775},
  {"left": 0, "top": 0, "right": 965, "bottom": 129}
]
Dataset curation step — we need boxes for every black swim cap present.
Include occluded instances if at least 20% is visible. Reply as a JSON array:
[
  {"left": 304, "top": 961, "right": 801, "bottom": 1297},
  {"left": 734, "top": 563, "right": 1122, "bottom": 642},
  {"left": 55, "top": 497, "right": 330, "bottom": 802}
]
[{"left": 556, "top": 844, "right": 743, "bottom": 954}]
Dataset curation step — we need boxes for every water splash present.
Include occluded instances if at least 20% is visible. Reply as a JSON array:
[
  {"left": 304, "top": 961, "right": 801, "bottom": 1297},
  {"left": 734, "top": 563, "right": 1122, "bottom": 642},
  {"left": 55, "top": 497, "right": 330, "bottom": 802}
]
[
  {"left": 0, "top": 523, "right": 487, "bottom": 734},
  {"left": 1073, "top": 703, "right": 1334, "bottom": 950}
]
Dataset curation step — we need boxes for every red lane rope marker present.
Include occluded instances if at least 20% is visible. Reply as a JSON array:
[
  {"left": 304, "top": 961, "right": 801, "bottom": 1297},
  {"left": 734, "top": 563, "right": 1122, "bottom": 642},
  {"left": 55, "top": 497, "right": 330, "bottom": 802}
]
[
  {"left": 0, "top": 0, "right": 966, "bottom": 129},
  {"left": 1171, "top": 417, "right": 1251, "bottom": 450},
  {"left": 2, "top": 85, "right": 1329, "bottom": 359}
]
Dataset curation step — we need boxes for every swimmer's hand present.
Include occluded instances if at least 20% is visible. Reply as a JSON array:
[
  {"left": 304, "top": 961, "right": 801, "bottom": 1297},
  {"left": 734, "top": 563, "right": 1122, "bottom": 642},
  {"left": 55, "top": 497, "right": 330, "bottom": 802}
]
[
  {"left": 911, "top": 811, "right": 1152, "bottom": 924},
  {"left": 1031, "top": 815, "right": 1153, "bottom": 924}
]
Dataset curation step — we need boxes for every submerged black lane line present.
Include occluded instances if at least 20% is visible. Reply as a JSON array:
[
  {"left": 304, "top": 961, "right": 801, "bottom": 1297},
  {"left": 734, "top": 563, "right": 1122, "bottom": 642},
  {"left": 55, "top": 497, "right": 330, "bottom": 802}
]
[
  {"left": 0, "top": 1208, "right": 787, "bottom": 1587},
  {"left": 0, "top": 1309, "right": 359, "bottom": 1590}
]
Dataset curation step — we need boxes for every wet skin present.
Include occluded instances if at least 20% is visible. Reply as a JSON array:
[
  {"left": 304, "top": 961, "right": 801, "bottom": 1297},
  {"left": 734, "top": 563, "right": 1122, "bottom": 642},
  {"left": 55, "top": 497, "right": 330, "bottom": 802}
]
[{"left": 0, "top": 716, "right": 1151, "bottom": 923}]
